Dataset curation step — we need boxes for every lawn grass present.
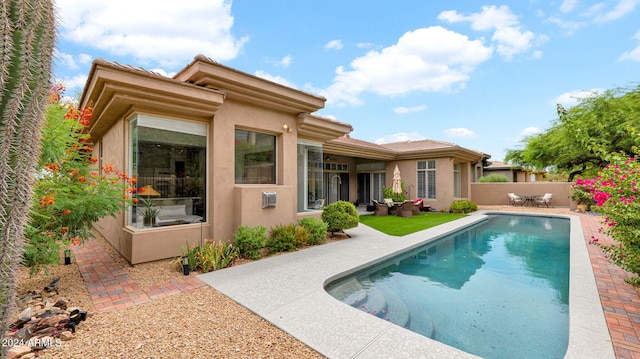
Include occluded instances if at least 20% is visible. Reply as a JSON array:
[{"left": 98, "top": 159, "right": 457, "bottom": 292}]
[{"left": 359, "top": 212, "right": 468, "bottom": 236}]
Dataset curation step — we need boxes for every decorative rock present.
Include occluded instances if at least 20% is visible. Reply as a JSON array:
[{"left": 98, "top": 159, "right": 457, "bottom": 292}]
[
  {"left": 6, "top": 345, "right": 32, "bottom": 359},
  {"left": 59, "top": 330, "right": 73, "bottom": 341},
  {"left": 53, "top": 299, "right": 67, "bottom": 310},
  {"left": 18, "top": 307, "right": 32, "bottom": 322}
]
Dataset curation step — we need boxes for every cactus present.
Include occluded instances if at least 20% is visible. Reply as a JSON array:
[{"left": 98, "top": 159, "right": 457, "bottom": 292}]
[{"left": 0, "top": 0, "right": 57, "bottom": 355}]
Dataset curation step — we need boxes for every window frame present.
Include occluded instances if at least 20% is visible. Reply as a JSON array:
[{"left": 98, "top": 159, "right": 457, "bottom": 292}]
[
  {"left": 234, "top": 129, "right": 277, "bottom": 185},
  {"left": 417, "top": 160, "right": 436, "bottom": 199}
]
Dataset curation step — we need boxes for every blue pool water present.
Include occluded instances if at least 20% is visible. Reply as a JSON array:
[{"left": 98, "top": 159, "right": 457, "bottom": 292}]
[{"left": 325, "top": 214, "right": 570, "bottom": 359}]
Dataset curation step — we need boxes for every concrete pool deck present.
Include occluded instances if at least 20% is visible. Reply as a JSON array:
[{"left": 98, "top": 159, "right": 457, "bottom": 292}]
[{"left": 198, "top": 210, "right": 615, "bottom": 359}]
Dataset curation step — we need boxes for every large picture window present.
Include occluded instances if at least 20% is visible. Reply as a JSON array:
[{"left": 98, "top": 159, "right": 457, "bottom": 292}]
[
  {"left": 235, "top": 129, "right": 276, "bottom": 184},
  {"left": 129, "top": 115, "right": 206, "bottom": 229},
  {"left": 297, "top": 141, "right": 323, "bottom": 211},
  {"left": 417, "top": 160, "right": 436, "bottom": 199}
]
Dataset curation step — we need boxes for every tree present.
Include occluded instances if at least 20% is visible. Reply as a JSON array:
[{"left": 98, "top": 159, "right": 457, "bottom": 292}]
[
  {"left": 23, "top": 85, "right": 135, "bottom": 273},
  {"left": 505, "top": 85, "right": 640, "bottom": 180},
  {"left": 1, "top": 1, "right": 57, "bottom": 355}
]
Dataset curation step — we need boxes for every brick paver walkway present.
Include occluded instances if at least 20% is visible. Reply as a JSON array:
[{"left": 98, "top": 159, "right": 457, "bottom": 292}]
[
  {"left": 576, "top": 211, "right": 640, "bottom": 359},
  {"left": 73, "top": 208, "right": 640, "bottom": 358},
  {"left": 71, "top": 238, "right": 206, "bottom": 312}
]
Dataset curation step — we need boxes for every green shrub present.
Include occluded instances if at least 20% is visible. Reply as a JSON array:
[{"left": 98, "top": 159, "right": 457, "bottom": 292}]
[
  {"left": 477, "top": 174, "right": 510, "bottom": 182},
  {"left": 321, "top": 200, "right": 359, "bottom": 234},
  {"left": 383, "top": 185, "right": 407, "bottom": 202},
  {"left": 294, "top": 226, "right": 311, "bottom": 247},
  {"left": 233, "top": 225, "right": 267, "bottom": 259},
  {"left": 199, "top": 240, "right": 238, "bottom": 273},
  {"left": 449, "top": 200, "right": 478, "bottom": 213},
  {"left": 179, "top": 241, "right": 200, "bottom": 271},
  {"left": 177, "top": 240, "right": 237, "bottom": 273},
  {"left": 298, "top": 217, "right": 328, "bottom": 245},
  {"left": 267, "top": 224, "right": 298, "bottom": 253}
]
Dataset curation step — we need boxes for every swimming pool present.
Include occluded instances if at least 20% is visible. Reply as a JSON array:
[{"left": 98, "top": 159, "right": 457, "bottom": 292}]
[
  {"left": 326, "top": 214, "right": 570, "bottom": 359},
  {"left": 199, "top": 211, "right": 614, "bottom": 358}
]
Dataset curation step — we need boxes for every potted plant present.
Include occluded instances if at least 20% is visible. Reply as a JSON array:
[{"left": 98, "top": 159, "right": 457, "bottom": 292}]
[
  {"left": 569, "top": 184, "right": 595, "bottom": 212},
  {"left": 138, "top": 198, "right": 159, "bottom": 226},
  {"left": 383, "top": 184, "right": 407, "bottom": 202}
]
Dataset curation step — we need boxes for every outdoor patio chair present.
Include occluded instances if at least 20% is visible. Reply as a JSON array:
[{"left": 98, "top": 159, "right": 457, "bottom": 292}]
[
  {"left": 314, "top": 198, "right": 325, "bottom": 209},
  {"left": 372, "top": 200, "right": 389, "bottom": 216},
  {"left": 399, "top": 200, "right": 414, "bottom": 218},
  {"left": 412, "top": 198, "right": 423, "bottom": 215},
  {"left": 535, "top": 193, "right": 553, "bottom": 207},
  {"left": 507, "top": 193, "right": 525, "bottom": 206}
]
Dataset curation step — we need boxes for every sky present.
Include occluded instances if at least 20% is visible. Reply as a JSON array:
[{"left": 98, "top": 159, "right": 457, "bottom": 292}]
[{"left": 54, "top": 0, "right": 640, "bottom": 162}]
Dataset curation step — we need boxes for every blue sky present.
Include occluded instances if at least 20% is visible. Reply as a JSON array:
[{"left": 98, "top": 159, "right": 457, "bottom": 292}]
[{"left": 54, "top": 0, "right": 640, "bottom": 161}]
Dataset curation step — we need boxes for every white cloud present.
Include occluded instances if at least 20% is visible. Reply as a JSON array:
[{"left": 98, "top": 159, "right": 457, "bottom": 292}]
[
  {"left": 321, "top": 26, "right": 493, "bottom": 105},
  {"left": 356, "top": 42, "right": 374, "bottom": 49},
  {"left": 278, "top": 55, "right": 292, "bottom": 67},
  {"left": 57, "top": 0, "right": 248, "bottom": 68},
  {"left": 553, "top": 88, "right": 603, "bottom": 107},
  {"left": 77, "top": 54, "right": 93, "bottom": 65},
  {"left": 439, "top": 5, "right": 545, "bottom": 61},
  {"left": 393, "top": 105, "right": 427, "bottom": 114},
  {"left": 443, "top": 127, "right": 476, "bottom": 138},
  {"left": 619, "top": 30, "right": 640, "bottom": 62},
  {"left": 254, "top": 70, "right": 297, "bottom": 89},
  {"left": 325, "top": 40, "right": 344, "bottom": 50},
  {"left": 374, "top": 132, "right": 426, "bottom": 144},
  {"left": 55, "top": 50, "right": 78, "bottom": 69},
  {"left": 520, "top": 127, "right": 541, "bottom": 137},
  {"left": 593, "top": 0, "right": 640, "bottom": 23},
  {"left": 547, "top": 17, "right": 585, "bottom": 35},
  {"left": 503, "top": 126, "right": 542, "bottom": 143},
  {"left": 560, "top": 0, "right": 579, "bottom": 13}
]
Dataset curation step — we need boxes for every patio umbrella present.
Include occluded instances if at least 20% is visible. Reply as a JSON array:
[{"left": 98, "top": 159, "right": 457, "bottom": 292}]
[{"left": 392, "top": 165, "right": 402, "bottom": 194}]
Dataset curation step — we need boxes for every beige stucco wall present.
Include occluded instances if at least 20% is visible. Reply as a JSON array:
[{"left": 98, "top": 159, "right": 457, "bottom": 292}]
[
  {"left": 470, "top": 182, "right": 573, "bottom": 207},
  {"left": 212, "top": 99, "right": 300, "bottom": 241}
]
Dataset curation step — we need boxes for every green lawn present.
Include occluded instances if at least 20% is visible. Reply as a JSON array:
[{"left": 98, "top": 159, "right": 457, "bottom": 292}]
[{"left": 359, "top": 213, "right": 468, "bottom": 236}]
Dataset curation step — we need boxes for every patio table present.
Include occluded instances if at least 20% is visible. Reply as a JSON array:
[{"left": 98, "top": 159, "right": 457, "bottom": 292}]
[{"left": 520, "top": 194, "right": 540, "bottom": 207}]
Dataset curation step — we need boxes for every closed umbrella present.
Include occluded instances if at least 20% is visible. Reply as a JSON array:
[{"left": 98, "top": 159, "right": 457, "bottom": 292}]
[{"left": 392, "top": 165, "right": 402, "bottom": 194}]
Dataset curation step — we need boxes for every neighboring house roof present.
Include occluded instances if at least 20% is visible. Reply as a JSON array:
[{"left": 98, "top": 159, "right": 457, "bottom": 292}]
[
  {"left": 484, "top": 161, "right": 547, "bottom": 174},
  {"left": 325, "top": 137, "right": 485, "bottom": 163},
  {"left": 485, "top": 160, "right": 513, "bottom": 170}
]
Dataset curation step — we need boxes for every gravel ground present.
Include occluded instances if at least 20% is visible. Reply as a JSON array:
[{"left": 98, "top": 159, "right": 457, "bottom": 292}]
[{"left": 13, "top": 234, "right": 327, "bottom": 359}]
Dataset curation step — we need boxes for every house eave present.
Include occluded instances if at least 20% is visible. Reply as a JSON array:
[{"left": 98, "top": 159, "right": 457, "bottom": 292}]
[
  {"left": 296, "top": 113, "right": 353, "bottom": 142},
  {"left": 174, "top": 55, "right": 326, "bottom": 114},
  {"left": 81, "top": 60, "right": 225, "bottom": 139}
]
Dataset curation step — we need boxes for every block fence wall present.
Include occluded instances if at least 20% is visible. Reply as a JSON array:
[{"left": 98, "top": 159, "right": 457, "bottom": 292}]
[{"left": 470, "top": 182, "right": 575, "bottom": 208}]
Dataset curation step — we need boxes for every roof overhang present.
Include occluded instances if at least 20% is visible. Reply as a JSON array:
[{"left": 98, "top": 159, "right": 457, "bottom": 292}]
[
  {"left": 394, "top": 147, "right": 485, "bottom": 162},
  {"left": 174, "top": 55, "right": 326, "bottom": 114},
  {"left": 323, "top": 138, "right": 396, "bottom": 161},
  {"left": 297, "top": 113, "right": 353, "bottom": 143},
  {"left": 81, "top": 59, "right": 225, "bottom": 139}
]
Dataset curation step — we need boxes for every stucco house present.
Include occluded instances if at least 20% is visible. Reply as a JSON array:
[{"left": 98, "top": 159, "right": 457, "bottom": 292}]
[
  {"left": 80, "top": 55, "right": 485, "bottom": 264},
  {"left": 482, "top": 160, "right": 545, "bottom": 182}
]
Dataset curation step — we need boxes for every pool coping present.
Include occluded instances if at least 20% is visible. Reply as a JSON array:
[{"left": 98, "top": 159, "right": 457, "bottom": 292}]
[{"left": 198, "top": 211, "right": 614, "bottom": 359}]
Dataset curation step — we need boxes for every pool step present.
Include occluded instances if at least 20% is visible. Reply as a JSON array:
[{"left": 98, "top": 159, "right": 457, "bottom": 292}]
[
  {"left": 358, "top": 278, "right": 411, "bottom": 329},
  {"left": 362, "top": 278, "right": 411, "bottom": 329}
]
